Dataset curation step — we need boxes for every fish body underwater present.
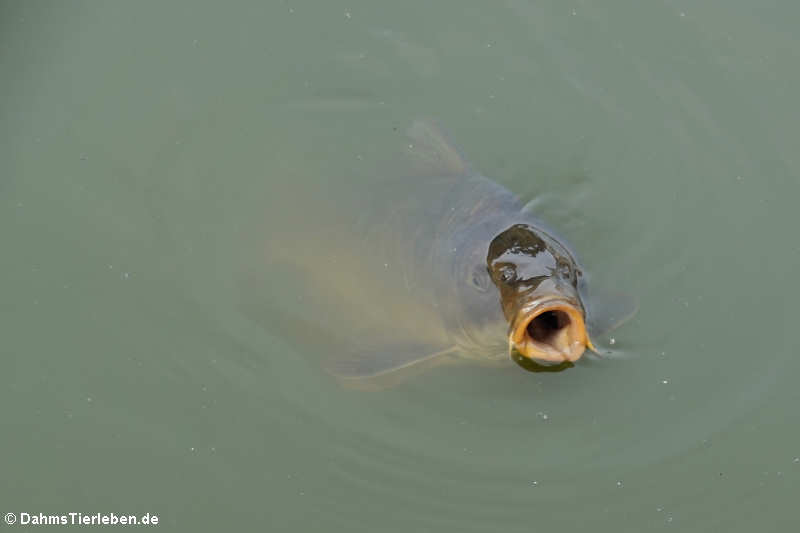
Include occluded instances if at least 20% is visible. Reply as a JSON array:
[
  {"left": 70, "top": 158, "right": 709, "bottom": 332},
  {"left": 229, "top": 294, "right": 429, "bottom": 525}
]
[{"left": 246, "top": 120, "right": 634, "bottom": 389}]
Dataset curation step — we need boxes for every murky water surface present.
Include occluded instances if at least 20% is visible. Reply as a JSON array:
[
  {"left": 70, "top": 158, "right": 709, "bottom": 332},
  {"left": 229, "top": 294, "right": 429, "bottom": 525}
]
[{"left": 2, "top": 1, "right": 799, "bottom": 531}]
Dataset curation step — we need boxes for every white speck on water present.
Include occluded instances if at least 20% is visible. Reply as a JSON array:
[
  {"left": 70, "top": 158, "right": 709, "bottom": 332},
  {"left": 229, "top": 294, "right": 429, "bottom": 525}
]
[
  {"left": 288, "top": 8, "right": 294, "bottom": 14},
  {"left": 666, "top": 516, "right": 674, "bottom": 523},
  {"left": 571, "top": 9, "right": 577, "bottom": 16},
  {"left": 661, "top": 379, "right": 670, "bottom": 385},
  {"left": 680, "top": 12, "right": 686, "bottom": 17},
  {"left": 190, "top": 447, "right": 195, "bottom": 452},
  {"left": 121, "top": 272, "right": 130, "bottom": 280},
  {"left": 616, "top": 481, "right": 623, "bottom": 488},
  {"left": 486, "top": 42, "right": 492, "bottom": 48},
  {"left": 356, "top": 154, "right": 363, "bottom": 160},
  {"left": 344, "top": 11, "right": 351, "bottom": 19},
  {"left": 793, "top": 457, "right": 799, "bottom": 463},
  {"left": 536, "top": 411, "right": 549, "bottom": 421},
  {"left": 87, "top": 397, "right": 93, "bottom": 403},
  {"left": 408, "top": 144, "right": 414, "bottom": 149},
  {"left": 609, "top": 337, "right": 616, "bottom": 345},
  {"left": 656, "top": 507, "right": 663, "bottom": 512},
  {"left": 530, "top": 481, "right": 538, "bottom": 487},
  {"left": 210, "top": 447, "right": 216, "bottom": 453},
  {"left": 384, "top": 263, "right": 388, "bottom": 268}
]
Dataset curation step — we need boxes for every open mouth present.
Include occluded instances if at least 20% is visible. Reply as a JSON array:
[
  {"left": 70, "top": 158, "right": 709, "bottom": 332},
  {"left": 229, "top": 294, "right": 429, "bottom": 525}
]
[{"left": 510, "top": 300, "right": 592, "bottom": 364}]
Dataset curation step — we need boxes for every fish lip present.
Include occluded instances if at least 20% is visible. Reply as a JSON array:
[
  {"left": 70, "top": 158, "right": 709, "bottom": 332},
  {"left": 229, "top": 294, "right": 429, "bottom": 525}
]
[{"left": 509, "top": 298, "right": 590, "bottom": 363}]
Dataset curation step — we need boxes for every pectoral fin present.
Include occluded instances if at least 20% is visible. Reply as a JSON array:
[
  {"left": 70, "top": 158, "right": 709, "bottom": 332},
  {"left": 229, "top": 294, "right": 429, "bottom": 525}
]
[
  {"left": 238, "top": 278, "right": 460, "bottom": 390},
  {"left": 237, "top": 237, "right": 463, "bottom": 390},
  {"left": 326, "top": 342, "right": 461, "bottom": 391},
  {"left": 582, "top": 286, "right": 639, "bottom": 351}
]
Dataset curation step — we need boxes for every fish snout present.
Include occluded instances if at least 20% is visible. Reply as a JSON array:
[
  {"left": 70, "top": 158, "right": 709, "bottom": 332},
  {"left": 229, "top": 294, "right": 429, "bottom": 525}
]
[{"left": 510, "top": 300, "right": 591, "bottom": 364}]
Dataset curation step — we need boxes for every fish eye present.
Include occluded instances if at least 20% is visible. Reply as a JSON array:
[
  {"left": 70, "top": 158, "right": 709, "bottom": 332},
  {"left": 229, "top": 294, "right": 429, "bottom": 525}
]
[
  {"left": 498, "top": 265, "right": 516, "bottom": 283},
  {"left": 469, "top": 265, "right": 490, "bottom": 292},
  {"left": 555, "top": 259, "right": 574, "bottom": 281}
]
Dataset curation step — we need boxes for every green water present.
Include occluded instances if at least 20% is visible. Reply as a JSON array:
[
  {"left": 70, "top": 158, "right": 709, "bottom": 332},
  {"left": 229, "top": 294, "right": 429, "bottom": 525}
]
[{"left": 2, "top": 1, "right": 799, "bottom": 531}]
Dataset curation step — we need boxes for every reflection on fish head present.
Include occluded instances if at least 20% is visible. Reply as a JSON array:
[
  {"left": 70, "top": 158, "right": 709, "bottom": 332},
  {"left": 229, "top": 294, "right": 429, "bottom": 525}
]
[{"left": 487, "top": 223, "right": 593, "bottom": 366}]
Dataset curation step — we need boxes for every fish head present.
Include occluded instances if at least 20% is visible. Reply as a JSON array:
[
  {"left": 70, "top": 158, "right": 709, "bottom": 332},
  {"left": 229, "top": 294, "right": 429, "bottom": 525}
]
[{"left": 487, "top": 223, "right": 593, "bottom": 365}]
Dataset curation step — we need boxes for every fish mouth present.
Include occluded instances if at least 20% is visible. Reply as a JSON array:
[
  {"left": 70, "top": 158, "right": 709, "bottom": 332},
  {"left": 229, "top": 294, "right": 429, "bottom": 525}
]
[{"left": 510, "top": 299, "right": 594, "bottom": 364}]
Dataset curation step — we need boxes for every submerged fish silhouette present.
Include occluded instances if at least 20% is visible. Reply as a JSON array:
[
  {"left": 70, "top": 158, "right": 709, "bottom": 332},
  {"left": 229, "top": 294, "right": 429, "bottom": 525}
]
[{"left": 245, "top": 119, "right": 635, "bottom": 389}]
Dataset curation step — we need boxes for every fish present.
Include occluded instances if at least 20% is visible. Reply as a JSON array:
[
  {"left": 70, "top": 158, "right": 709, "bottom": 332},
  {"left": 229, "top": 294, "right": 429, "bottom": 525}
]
[{"left": 242, "top": 119, "right": 635, "bottom": 389}]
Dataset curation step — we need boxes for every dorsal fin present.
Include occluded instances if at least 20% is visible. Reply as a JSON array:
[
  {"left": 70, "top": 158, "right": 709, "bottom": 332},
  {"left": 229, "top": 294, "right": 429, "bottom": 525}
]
[{"left": 406, "top": 118, "right": 473, "bottom": 177}]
